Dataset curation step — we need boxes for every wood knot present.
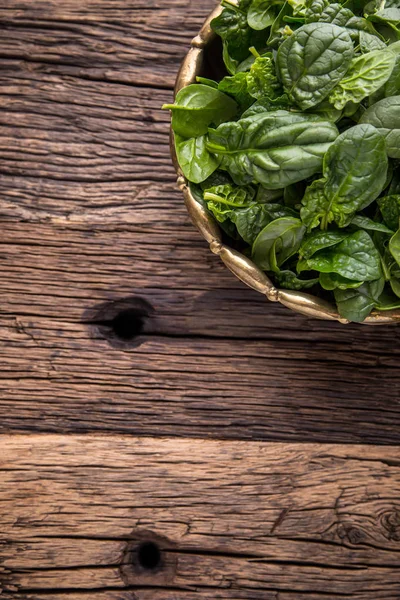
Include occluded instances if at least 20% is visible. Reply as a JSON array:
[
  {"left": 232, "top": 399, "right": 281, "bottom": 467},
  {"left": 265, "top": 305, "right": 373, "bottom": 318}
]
[
  {"left": 338, "top": 525, "right": 366, "bottom": 545},
  {"left": 380, "top": 509, "right": 400, "bottom": 541},
  {"left": 84, "top": 297, "right": 154, "bottom": 349},
  {"left": 119, "top": 530, "right": 177, "bottom": 586}
]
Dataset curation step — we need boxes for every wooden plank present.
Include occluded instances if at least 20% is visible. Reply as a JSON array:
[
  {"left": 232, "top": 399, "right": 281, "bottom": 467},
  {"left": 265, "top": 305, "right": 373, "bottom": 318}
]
[
  {"left": 0, "top": 218, "right": 399, "bottom": 442},
  {"left": 0, "top": 0, "right": 217, "bottom": 88},
  {"left": 0, "top": 435, "right": 399, "bottom": 599},
  {"left": 0, "top": 0, "right": 400, "bottom": 444}
]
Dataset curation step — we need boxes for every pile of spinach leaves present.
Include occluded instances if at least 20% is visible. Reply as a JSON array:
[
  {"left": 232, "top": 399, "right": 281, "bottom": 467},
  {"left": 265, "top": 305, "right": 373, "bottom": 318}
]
[{"left": 163, "top": 0, "right": 400, "bottom": 322}]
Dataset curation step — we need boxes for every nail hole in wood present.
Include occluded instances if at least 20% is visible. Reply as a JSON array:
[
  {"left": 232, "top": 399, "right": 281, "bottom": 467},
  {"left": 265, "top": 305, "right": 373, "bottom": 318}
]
[{"left": 85, "top": 297, "right": 154, "bottom": 349}]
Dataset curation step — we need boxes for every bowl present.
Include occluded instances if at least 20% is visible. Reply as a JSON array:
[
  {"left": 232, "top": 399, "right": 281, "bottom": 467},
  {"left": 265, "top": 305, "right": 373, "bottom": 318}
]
[{"left": 170, "top": 5, "right": 400, "bottom": 325}]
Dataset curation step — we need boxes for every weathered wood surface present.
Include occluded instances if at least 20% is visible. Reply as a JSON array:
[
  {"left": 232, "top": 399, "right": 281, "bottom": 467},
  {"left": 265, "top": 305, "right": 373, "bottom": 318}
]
[
  {"left": 0, "top": 0, "right": 399, "bottom": 442},
  {"left": 0, "top": 435, "right": 399, "bottom": 599}
]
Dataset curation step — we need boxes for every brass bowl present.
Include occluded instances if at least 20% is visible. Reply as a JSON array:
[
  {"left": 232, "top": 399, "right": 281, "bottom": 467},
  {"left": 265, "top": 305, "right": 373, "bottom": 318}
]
[{"left": 170, "top": 5, "right": 400, "bottom": 325}]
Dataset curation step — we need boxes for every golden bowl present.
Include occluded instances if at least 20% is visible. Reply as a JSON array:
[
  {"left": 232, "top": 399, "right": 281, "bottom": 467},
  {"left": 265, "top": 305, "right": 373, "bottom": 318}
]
[{"left": 170, "top": 5, "right": 400, "bottom": 325}]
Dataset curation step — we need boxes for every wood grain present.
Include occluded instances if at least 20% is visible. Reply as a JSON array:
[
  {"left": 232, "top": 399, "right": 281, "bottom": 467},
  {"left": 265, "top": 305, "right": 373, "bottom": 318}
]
[
  {"left": 0, "top": 0, "right": 400, "bottom": 443},
  {"left": 0, "top": 435, "right": 399, "bottom": 599}
]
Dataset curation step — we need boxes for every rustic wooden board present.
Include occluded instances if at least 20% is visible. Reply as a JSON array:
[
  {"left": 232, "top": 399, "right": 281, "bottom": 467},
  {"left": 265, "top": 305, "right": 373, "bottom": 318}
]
[
  {"left": 0, "top": 0, "right": 399, "bottom": 443},
  {"left": 0, "top": 435, "right": 399, "bottom": 599}
]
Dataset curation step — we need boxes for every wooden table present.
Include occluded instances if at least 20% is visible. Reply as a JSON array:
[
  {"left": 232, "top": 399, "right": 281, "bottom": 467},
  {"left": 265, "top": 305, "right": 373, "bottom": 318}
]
[{"left": 0, "top": 1, "right": 399, "bottom": 597}]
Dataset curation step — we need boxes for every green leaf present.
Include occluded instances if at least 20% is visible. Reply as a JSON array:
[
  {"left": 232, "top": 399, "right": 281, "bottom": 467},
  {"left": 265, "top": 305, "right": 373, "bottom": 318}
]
[
  {"left": 252, "top": 217, "right": 306, "bottom": 270},
  {"left": 323, "top": 124, "right": 388, "bottom": 227},
  {"left": 334, "top": 277, "right": 385, "bottom": 322},
  {"left": 218, "top": 72, "right": 254, "bottom": 110},
  {"left": 298, "top": 230, "right": 382, "bottom": 281},
  {"left": 163, "top": 85, "right": 238, "bottom": 138},
  {"left": 307, "top": 3, "right": 375, "bottom": 40},
  {"left": 175, "top": 134, "right": 221, "bottom": 184},
  {"left": 320, "top": 272, "right": 363, "bottom": 290},
  {"left": 247, "top": 55, "right": 281, "bottom": 100},
  {"left": 328, "top": 50, "right": 396, "bottom": 110},
  {"left": 360, "top": 95, "right": 400, "bottom": 159},
  {"left": 268, "top": 1, "right": 293, "bottom": 48},
  {"left": 300, "top": 179, "right": 332, "bottom": 230},
  {"left": 211, "top": 7, "right": 253, "bottom": 62},
  {"left": 359, "top": 30, "right": 387, "bottom": 52},
  {"left": 275, "top": 269, "right": 319, "bottom": 289},
  {"left": 235, "top": 203, "right": 297, "bottom": 243},
  {"left": 276, "top": 22, "right": 354, "bottom": 109},
  {"left": 299, "top": 230, "right": 348, "bottom": 259},
  {"left": 351, "top": 214, "right": 394, "bottom": 233},
  {"left": 206, "top": 111, "right": 338, "bottom": 189},
  {"left": 389, "top": 227, "right": 400, "bottom": 266},
  {"left": 385, "top": 41, "right": 400, "bottom": 96},
  {"left": 378, "top": 194, "right": 400, "bottom": 230},
  {"left": 248, "top": 0, "right": 278, "bottom": 30}
]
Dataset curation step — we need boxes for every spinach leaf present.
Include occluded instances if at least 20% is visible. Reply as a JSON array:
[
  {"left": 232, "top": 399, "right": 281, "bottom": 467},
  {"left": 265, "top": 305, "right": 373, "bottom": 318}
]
[
  {"left": 320, "top": 272, "right": 364, "bottom": 290},
  {"left": 322, "top": 124, "right": 388, "bottom": 227},
  {"left": 351, "top": 214, "right": 394, "bottom": 233},
  {"left": 385, "top": 41, "right": 400, "bottom": 96},
  {"left": 299, "top": 230, "right": 348, "bottom": 259},
  {"left": 175, "top": 134, "right": 221, "bottom": 184},
  {"left": 206, "top": 111, "right": 338, "bottom": 188},
  {"left": 211, "top": 6, "right": 253, "bottom": 62},
  {"left": 247, "top": 55, "right": 282, "bottom": 100},
  {"left": 307, "top": 3, "right": 374, "bottom": 40},
  {"left": 275, "top": 269, "right": 319, "bottom": 289},
  {"left": 389, "top": 227, "right": 400, "bottom": 266},
  {"left": 252, "top": 217, "right": 306, "bottom": 270},
  {"left": 359, "top": 30, "right": 387, "bottom": 52},
  {"left": 360, "top": 96, "right": 400, "bottom": 159},
  {"left": 300, "top": 179, "right": 332, "bottom": 230},
  {"left": 328, "top": 50, "right": 396, "bottom": 110},
  {"left": 163, "top": 85, "right": 238, "bottom": 138},
  {"left": 218, "top": 73, "right": 254, "bottom": 110},
  {"left": 334, "top": 277, "right": 385, "bottom": 322},
  {"left": 378, "top": 194, "right": 400, "bottom": 230},
  {"left": 203, "top": 183, "right": 296, "bottom": 244},
  {"left": 248, "top": 0, "right": 279, "bottom": 30},
  {"left": 276, "top": 22, "right": 354, "bottom": 109},
  {"left": 235, "top": 203, "right": 298, "bottom": 243},
  {"left": 298, "top": 230, "right": 382, "bottom": 281}
]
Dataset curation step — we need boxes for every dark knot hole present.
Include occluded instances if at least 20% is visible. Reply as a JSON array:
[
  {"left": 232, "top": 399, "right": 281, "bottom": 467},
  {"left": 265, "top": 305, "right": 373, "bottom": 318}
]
[
  {"left": 111, "top": 309, "right": 145, "bottom": 341},
  {"left": 137, "top": 541, "right": 162, "bottom": 571}
]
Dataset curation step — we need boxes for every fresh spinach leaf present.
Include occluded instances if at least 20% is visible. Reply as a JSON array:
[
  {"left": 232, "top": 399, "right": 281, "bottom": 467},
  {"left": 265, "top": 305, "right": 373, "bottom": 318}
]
[
  {"left": 252, "top": 217, "right": 306, "bottom": 270},
  {"left": 378, "top": 194, "right": 400, "bottom": 230},
  {"left": 218, "top": 72, "right": 254, "bottom": 110},
  {"left": 163, "top": 85, "right": 238, "bottom": 138},
  {"left": 322, "top": 124, "right": 388, "bottom": 227},
  {"left": 389, "top": 226, "right": 400, "bottom": 266},
  {"left": 319, "top": 272, "right": 364, "bottom": 290},
  {"left": 247, "top": 55, "right": 282, "bottom": 100},
  {"left": 351, "top": 214, "right": 394, "bottom": 233},
  {"left": 206, "top": 111, "right": 338, "bottom": 188},
  {"left": 211, "top": 6, "right": 253, "bottom": 62},
  {"left": 359, "top": 30, "right": 387, "bottom": 52},
  {"left": 360, "top": 95, "right": 400, "bottom": 158},
  {"left": 299, "top": 230, "right": 348, "bottom": 259},
  {"left": 298, "top": 230, "right": 382, "bottom": 281},
  {"left": 328, "top": 50, "right": 396, "bottom": 110},
  {"left": 275, "top": 269, "right": 319, "bottom": 289},
  {"left": 276, "top": 22, "right": 354, "bottom": 109},
  {"left": 175, "top": 134, "right": 222, "bottom": 184},
  {"left": 334, "top": 277, "right": 385, "bottom": 321},
  {"left": 248, "top": 0, "right": 279, "bottom": 30}
]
